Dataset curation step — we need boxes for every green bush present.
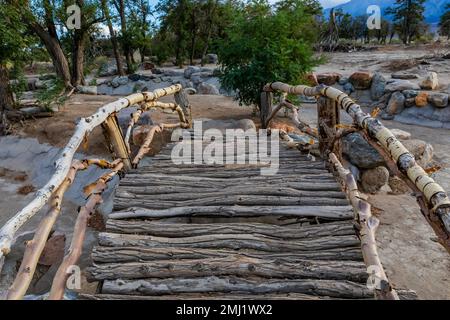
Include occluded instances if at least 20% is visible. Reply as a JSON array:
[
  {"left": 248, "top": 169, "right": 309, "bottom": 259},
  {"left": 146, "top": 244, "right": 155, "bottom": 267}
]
[{"left": 217, "top": 0, "right": 322, "bottom": 108}]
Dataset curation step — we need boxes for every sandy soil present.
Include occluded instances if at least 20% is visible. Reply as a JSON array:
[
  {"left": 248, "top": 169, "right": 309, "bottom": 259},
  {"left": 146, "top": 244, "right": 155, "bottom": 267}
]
[{"left": 3, "top": 45, "right": 449, "bottom": 299}]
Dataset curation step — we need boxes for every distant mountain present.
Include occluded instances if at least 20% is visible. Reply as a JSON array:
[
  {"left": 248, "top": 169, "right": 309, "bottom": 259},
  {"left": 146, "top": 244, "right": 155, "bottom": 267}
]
[{"left": 324, "top": 0, "right": 449, "bottom": 24}]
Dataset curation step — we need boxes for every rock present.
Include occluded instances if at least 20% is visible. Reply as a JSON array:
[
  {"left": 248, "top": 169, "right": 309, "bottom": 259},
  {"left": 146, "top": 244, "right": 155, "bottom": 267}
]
[
  {"left": 98, "top": 62, "right": 118, "bottom": 77},
  {"left": 385, "top": 80, "right": 420, "bottom": 92},
  {"left": 390, "top": 128, "right": 411, "bottom": 140},
  {"left": 386, "top": 91, "right": 405, "bottom": 115},
  {"left": 402, "top": 139, "right": 434, "bottom": 168},
  {"left": 128, "top": 74, "right": 141, "bottom": 82},
  {"left": 343, "top": 133, "right": 385, "bottom": 169},
  {"left": 111, "top": 76, "right": 128, "bottom": 88},
  {"left": 206, "top": 54, "right": 218, "bottom": 64},
  {"left": 184, "top": 66, "right": 202, "bottom": 79},
  {"left": 391, "top": 73, "right": 419, "bottom": 80},
  {"left": 361, "top": 166, "right": 390, "bottom": 194},
  {"left": 388, "top": 176, "right": 410, "bottom": 195},
  {"left": 343, "top": 82, "right": 355, "bottom": 94},
  {"left": 415, "top": 92, "right": 429, "bottom": 107},
  {"left": 420, "top": 72, "right": 439, "bottom": 90},
  {"left": 402, "top": 90, "right": 419, "bottom": 99},
  {"left": 380, "top": 112, "right": 395, "bottom": 120},
  {"left": 338, "top": 77, "right": 349, "bottom": 85},
  {"left": 190, "top": 72, "right": 213, "bottom": 84},
  {"left": 76, "top": 85, "right": 97, "bottom": 95},
  {"left": 197, "top": 82, "right": 220, "bottom": 95},
  {"left": 370, "top": 73, "right": 386, "bottom": 101},
  {"left": 198, "top": 118, "right": 257, "bottom": 133},
  {"left": 395, "top": 105, "right": 450, "bottom": 129},
  {"left": 39, "top": 234, "right": 66, "bottom": 266},
  {"left": 164, "top": 69, "right": 185, "bottom": 77},
  {"left": 405, "top": 98, "right": 416, "bottom": 108},
  {"left": 427, "top": 93, "right": 449, "bottom": 108},
  {"left": 305, "top": 73, "right": 319, "bottom": 86},
  {"left": 140, "top": 62, "right": 155, "bottom": 70},
  {"left": 432, "top": 167, "right": 450, "bottom": 193},
  {"left": 349, "top": 71, "right": 372, "bottom": 90},
  {"left": 316, "top": 72, "right": 342, "bottom": 86}
]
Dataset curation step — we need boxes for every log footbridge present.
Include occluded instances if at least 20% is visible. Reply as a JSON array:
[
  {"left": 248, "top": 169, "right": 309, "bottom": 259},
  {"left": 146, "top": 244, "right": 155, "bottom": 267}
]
[{"left": 1, "top": 82, "right": 449, "bottom": 300}]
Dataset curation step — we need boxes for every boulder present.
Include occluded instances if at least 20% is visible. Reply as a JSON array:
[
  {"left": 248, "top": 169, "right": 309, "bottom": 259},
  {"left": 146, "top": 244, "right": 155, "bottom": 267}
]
[
  {"left": 140, "top": 62, "right": 155, "bottom": 70},
  {"left": 402, "top": 139, "right": 434, "bottom": 168},
  {"left": 343, "top": 82, "right": 355, "bottom": 94},
  {"left": 388, "top": 176, "right": 410, "bottom": 195},
  {"left": 184, "top": 66, "right": 202, "bottom": 79},
  {"left": 385, "top": 80, "right": 420, "bottom": 92},
  {"left": 405, "top": 98, "right": 416, "bottom": 108},
  {"left": 386, "top": 91, "right": 405, "bottom": 115},
  {"left": 349, "top": 71, "right": 373, "bottom": 90},
  {"left": 98, "top": 62, "right": 118, "bottom": 77},
  {"left": 316, "top": 72, "right": 342, "bottom": 86},
  {"left": 76, "top": 85, "right": 97, "bottom": 95},
  {"left": 196, "top": 118, "right": 256, "bottom": 133},
  {"left": 370, "top": 73, "right": 386, "bottom": 101},
  {"left": 305, "top": 73, "right": 319, "bottom": 86},
  {"left": 361, "top": 166, "right": 390, "bottom": 194},
  {"left": 415, "top": 92, "right": 429, "bottom": 107},
  {"left": 420, "top": 72, "right": 438, "bottom": 90},
  {"left": 380, "top": 112, "right": 395, "bottom": 120},
  {"left": 164, "top": 69, "right": 185, "bottom": 77},
  {"left": 197, "top": 82, "right": 220, "bottom": 95},
  {"left": 402, "top": 90, "right": 419, "bottom": 99},
  {"left": 342, "top": 133, "right": 385, "bottom": 169},
  {"left": 391, "top": 73, "right": 419, "bottom": 80},
  {"left": 190, "top": 72, "right": 213, "bottom": 85},
  {"left": 432, "top": 167, "right": 450, "bottom": 194},
  {"left": 390, "top": 128, "right": 411, "bottom": 140},
  {"left": 427, "top": 93, "right": 449, "bottom": 108},
  {"left": 206, "top": 54, "right": 219, "bottom": 64},
  {"left": 111, "top": 76, "right": 129, "bottom": 88}
]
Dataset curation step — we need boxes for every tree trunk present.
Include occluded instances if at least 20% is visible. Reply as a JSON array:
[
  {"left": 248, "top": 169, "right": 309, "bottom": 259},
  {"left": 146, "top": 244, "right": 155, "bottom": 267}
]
[
  {"left": 0, "top": 64, "right": 14, "bottom": 135},
  {"left": 118, "top": 0, "right": 132, "bottom": 73},
  {"left": 101, "top": 0, "right": 126, "bottom": 76},
  {"left": 28, "top": 22, "right": 72, "bottom": 89},
  {"left": 71, "top": 31, "right": 86, "bottom": 86}
]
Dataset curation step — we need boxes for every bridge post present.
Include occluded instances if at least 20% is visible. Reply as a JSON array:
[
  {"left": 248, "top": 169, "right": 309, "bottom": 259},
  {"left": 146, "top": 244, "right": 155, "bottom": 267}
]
[
  {"left": 260, "top": 91, "right": 273, "bottom": 129},
  {"left": 317, "top": 96, "right": 341, "bottom": 160},
  {"left": 102, "top": 114, "right": 132, "bottom": 171}
]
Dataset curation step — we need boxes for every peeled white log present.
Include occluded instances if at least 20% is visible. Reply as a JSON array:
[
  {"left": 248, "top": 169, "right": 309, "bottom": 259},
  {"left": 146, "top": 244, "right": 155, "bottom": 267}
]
[{"left": 0, "top": 85, "right": 182, "bottom": 259}]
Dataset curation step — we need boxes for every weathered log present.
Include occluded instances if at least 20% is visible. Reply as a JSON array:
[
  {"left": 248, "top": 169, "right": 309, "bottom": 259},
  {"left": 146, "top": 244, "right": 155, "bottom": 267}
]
[
  {"left": 0, "top": 85, "right": 182, "bottom": 258},
  {"left": 48, "top": 161, "right": 124, "bottom": 300},
  {"left": 102, "top": 114, "right": 132, "bottom": 171},
  {"left": 91, "top": 246, "right": 364, "bottom": 264},
  {"left": 317, "top": 96, "right": 341, "bottom": 160},
  {"left": 105, "top": 220, "right": 354, "bottom": 239},
  {"left": 109, "top": 205, "right": 354, "bottom": 220},
  {"left": 118, "top": 180, "right": 341, "bottom": 192},
  {"left": 329, "top": 153, "right": 398, "bottom": 300},
  {"left": 97, "top": 232, "right": 359, "bottom": 252},
  {"left": 101, "top": 276, "right": 374, "bottom": 299},
  {"left": 87, "top": 257, "right": 367, "bottom": 282},
  {"left": 114, "top": 195, "right": 350, "bottom": 211},
  {"left": 116, "top": 186, "right": 345, "bottom": 199},
  {"left": 78, "top": 293, "right": 329, "bottom": 300}
]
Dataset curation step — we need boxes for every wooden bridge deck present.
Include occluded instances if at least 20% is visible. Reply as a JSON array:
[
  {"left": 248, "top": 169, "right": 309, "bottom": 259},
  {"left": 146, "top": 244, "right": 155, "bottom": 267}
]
[{"left": 84, "top": 136, "right": 376, "bottom": 300}]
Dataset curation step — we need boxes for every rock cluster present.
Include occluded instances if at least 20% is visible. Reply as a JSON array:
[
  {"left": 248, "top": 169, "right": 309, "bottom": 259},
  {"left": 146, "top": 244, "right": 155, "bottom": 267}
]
[
  {"left": 97, "top": 64, "right": 232, "bottom": 97},
  {"left": 342, "top": 130, "right": 434, "bottom": 194}
]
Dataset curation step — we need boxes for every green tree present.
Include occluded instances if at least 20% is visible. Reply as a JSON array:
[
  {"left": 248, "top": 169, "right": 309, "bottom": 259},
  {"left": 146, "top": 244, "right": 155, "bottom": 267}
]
[
  {"left": 0, "top": 2, "right": 32, "bottom": 134},
  {"left": 385, "top": 0, "right": 426, "bottom": 45},
  {"left": 439, "top": 4, "right": 450, "bottom": 39},
  {"left": 217, "top": 0, "right": 321, "bottom": 111}
]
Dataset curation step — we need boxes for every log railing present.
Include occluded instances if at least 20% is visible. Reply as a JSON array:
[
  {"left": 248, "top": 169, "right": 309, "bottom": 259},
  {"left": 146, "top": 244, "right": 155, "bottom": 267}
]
[
  {"left": 264, "top": 81, "right": 450, "bottom": 299},
  {"left": 0, "top": 85, "right": 191, "bottom": 300}
]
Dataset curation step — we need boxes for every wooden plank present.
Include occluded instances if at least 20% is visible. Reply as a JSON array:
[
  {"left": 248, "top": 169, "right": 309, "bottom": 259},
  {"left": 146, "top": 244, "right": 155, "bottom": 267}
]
[
  {"left": 101, "top": 276, "right": 374, "bottom": 299},
  {"left": 109, "top": 205, "right": 354, "bottom": 220},
  {"left": 97, "top": 233, "right": 360, "bottom": 252},
  {"left": 91, "top": 247, "right": 364, "bottom": 264},
  {"left": 105, "top": 220, "right": 354, "bottom": 239}
]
